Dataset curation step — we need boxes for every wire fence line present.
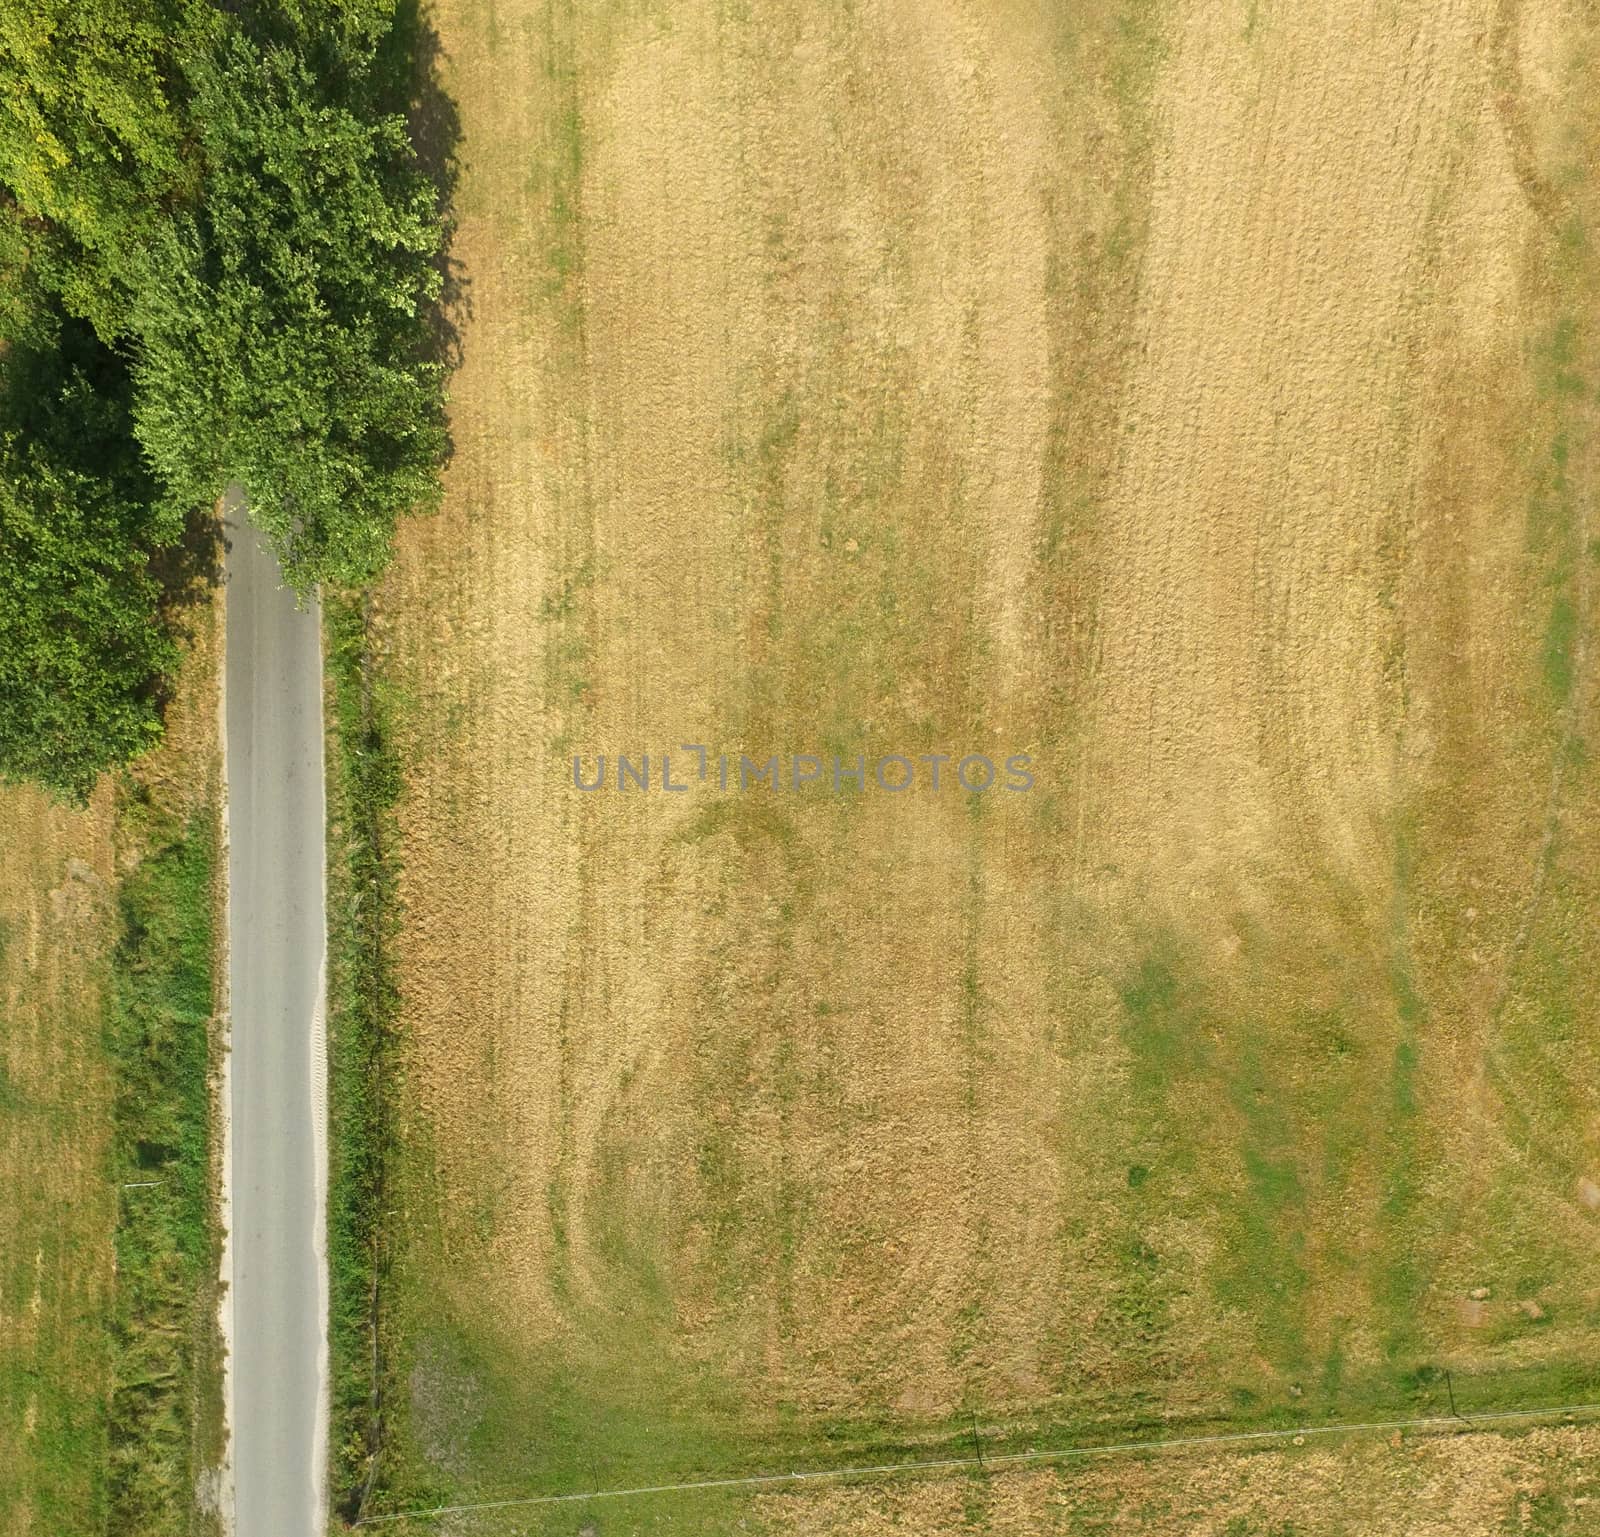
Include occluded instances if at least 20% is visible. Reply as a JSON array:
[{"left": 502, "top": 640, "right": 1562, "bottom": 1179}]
[{"left": 352, "top": 1398, "right": 1600, "bottom": 1526}]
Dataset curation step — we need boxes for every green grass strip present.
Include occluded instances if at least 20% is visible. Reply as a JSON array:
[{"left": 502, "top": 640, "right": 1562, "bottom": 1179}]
[
  {"left": 105, "top": 805, "right": 223, "bottom": 1536},
  {"left": 325, "top": 594, "right": 404, "bottom": 1525}
]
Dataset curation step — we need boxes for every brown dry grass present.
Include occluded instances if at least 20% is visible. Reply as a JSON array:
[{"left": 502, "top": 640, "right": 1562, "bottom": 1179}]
[
  {"left": 371, "top": 0, "right": 1600, "bottom": 1518},
  {"left": 0, "top": 781, "right": 117, "bottom": 1536}
]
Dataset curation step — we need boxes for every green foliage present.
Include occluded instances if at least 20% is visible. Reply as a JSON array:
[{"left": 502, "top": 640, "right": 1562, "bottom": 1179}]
[
  {"left": 0, "top": 199, "right": 59, "bottom": 348},
  {"left": 0, "top": 321, "right": 179, "bottom": 802},
  {"left": 105, "top": 807, "right": 220, "bottom": 1535},
  {"left": 0, "top": 0, "right": 202, "bottom": 340},
  {"left": 324, "top": 594, "right": 403, "bottom": 1520},
  {"left": 0, "top": 0, "right": 447, "bottom": 796},
  {"left": 135, "top": 7, "right": 447, "bottom": 589}
]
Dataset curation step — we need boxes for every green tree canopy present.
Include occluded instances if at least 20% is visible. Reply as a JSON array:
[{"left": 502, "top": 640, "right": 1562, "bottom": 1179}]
[
  {"left": 0, "top": 321, "right": 178, "bottom": 800},
  {"left": 0, "top": 0, "right": 447, "bottom": 796},
  {"left": 135, "top": 11, "right": 446, "bottom": 588},
  {"left": 0, "top": 0, "right": 203, "bottom": 340}
]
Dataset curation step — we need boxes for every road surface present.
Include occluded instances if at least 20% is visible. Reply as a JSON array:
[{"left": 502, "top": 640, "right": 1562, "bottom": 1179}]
[{"left": 223, "top": 488, "right": 329, "bottom": 1537}]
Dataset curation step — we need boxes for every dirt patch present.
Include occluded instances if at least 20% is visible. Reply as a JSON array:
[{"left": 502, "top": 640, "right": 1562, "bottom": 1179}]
[{"left": 406, "top": 1333, "right": 482, "bottom": 1482}]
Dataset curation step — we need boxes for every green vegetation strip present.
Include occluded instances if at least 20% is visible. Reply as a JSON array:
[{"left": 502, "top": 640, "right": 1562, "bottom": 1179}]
[
  {"left": 351, "top": 1401, "right": 1600, "bottom": 1526},
  {"left": 106, "top": 802, "right": 224, "bottom": 1536},
  {"left": 326, "top": 595, "right": 404, "bottom": 1525}
]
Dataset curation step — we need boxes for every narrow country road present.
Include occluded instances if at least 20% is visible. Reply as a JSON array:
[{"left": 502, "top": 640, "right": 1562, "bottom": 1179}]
[{"left": 223, "top": 486, "right": 329, "bottom": 1537}]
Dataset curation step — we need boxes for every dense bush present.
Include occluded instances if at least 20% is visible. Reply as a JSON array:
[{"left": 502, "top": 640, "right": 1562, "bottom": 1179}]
[
  {"left": 0, "top": 0, "right": 445, "bottom": 795},
  {"left": 0, "top": 323, "right": 179, "bottom": 801},
  {"left": 135, "top": 15, "right": 446, "bottom": 587},
  {"left": 0, "top": 0, "right": 201, "bottom": 341}
]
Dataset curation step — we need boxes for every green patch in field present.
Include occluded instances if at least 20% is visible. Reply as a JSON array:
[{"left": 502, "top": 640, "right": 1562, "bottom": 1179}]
[
  {"left": 1374, "top": 821, "right": 1428, "bottom": 1365},
  {"left": 0, "top": 1055, "right": 26, "bottom": 1114},
  {"left": 1117, "top": 947, "right": 1206, "bottom": 1087},
  {"left": 1543, "top": 591, "right": 1579, "bottom": 701},
  {"left": 392, "top": 1308, "right": 752, "bottom": 1505},
  {"left": 1480, "top": 857, "right": 1600, "bottom": 1305},
  {"left": 529, "top": 1, "right": 588, "bottom": 332},
  {"left": 1533, "top": 311, "right": 1585, "bottom": 401},
  {"left": 0, "top": 1368, "right": 107, "bottom": 1535},
  {"left": 1113, "top": 924, "right": 1434, "bottom": 1385},
  {"left": 1215, "top": 1041, "right": 1309, "bottom": 1377},
  {"left": 1100, "top": 940, "right": 1210, "bottom": 1378}
]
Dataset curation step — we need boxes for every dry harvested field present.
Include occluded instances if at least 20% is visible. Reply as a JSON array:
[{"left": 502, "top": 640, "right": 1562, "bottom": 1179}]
[
  {"left": 0, "top": 783, "right": 117, "bottom": 1534},
  {"left": 370, "top": 0, "right": 1600, "bottom": 1528}
]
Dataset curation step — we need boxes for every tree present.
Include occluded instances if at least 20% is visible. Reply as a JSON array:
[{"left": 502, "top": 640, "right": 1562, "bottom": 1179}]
[
  {"left": 0, "top": 321, "right": 178, "bottom": 800},
  {"left": 135, "top": 13, "right": 446, "bottom": 589},
  {"left": 0, "top": 0, "right": 203, "bottom": 340},
  {"left": 0, "top": 0, "right": 449, "bottom": 798}
]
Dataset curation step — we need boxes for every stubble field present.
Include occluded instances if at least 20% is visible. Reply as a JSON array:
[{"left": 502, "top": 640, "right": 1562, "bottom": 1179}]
[
  {"left": 0, "top": 780, "right": 117, "bottom": 1534},
  {"left": 367, "top": 0, "right": 1600, "bottom": 1529}
]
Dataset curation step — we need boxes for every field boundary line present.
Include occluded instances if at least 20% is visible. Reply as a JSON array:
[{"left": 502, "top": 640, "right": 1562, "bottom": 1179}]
[{"left": 352, "top": 1400, "right": 1600, "bottom": 1524}]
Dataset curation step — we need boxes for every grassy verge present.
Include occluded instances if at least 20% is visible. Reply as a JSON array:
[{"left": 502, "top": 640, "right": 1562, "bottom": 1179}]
[
  {"left": 321, "top": 0, "right": 459, "bottom": 1519},
  {"left": 324, "top": 594, "right": 404, "bottom": 1527},
  {"left": 104, "top": 792, "right": 225, "bottom": 1536}
]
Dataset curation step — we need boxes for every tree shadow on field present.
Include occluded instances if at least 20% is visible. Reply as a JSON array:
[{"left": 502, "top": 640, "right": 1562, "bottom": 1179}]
[
  {"left": 142, "top": 503, "right": 225, "bottom": 731},
  {"left": 383, "top": 0, "right": 472, "bottom": 415},
  {"left": 151, "top": 506, "right": 224, "bottom": 642}
]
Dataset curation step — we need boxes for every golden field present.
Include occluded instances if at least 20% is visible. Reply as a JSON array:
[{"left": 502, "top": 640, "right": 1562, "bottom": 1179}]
[
  {"left": 0, "top": 779, "right": 117, "bottom": 1535},
  {"left": 366, "top": 0, "right": 1600, "bottom": 1528}
]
